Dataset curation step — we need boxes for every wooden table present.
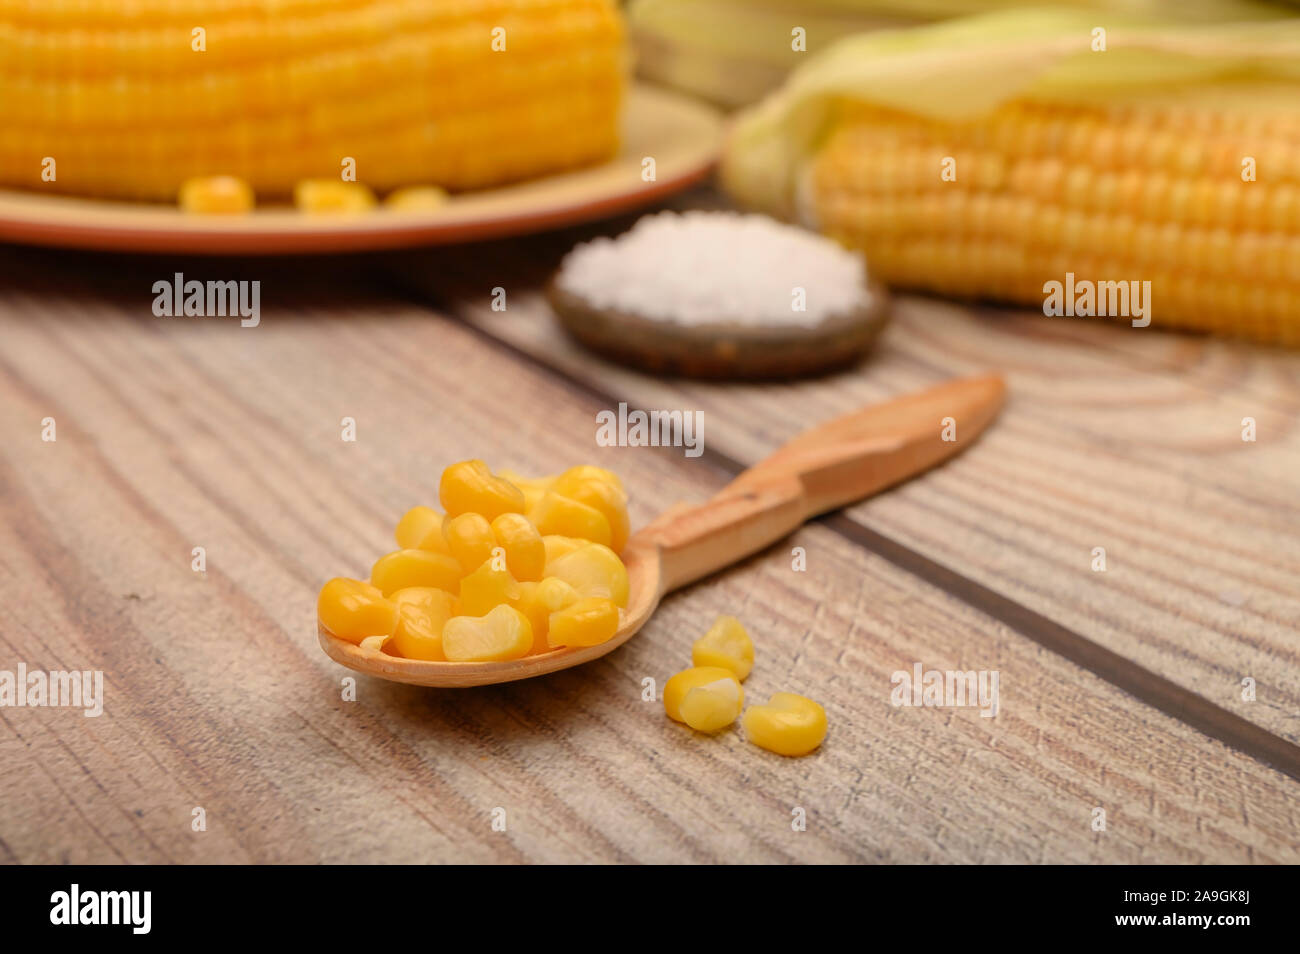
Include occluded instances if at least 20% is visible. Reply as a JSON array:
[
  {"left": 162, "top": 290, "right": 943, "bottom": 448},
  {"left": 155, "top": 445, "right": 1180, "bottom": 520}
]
[{"left": 1, "top": 189, "right": 1297, "bottom": 864}]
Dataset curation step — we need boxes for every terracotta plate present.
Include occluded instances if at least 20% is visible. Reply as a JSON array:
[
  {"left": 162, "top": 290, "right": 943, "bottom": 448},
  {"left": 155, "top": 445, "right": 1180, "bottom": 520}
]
[{"left": 0, "top": 85, "right": 722, "bottom": 255}]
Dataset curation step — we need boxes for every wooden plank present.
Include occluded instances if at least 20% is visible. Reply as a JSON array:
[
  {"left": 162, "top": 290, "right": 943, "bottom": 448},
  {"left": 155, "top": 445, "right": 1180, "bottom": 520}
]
[
  {"left": 388, "top": 221, "right": 1300, "bottom": 752},
  {"left": 0, "top": 251, "right": 1297, "bottom": 863}
]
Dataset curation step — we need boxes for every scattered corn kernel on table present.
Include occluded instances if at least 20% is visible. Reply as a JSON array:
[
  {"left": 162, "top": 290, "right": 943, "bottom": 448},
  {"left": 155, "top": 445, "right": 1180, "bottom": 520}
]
[{"left": 1, "top": 189, "right": 1298, "bottom": 864}]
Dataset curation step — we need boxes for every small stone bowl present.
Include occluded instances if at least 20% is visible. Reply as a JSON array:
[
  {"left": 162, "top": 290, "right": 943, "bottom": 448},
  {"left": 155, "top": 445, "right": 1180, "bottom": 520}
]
[{"left": 546, "top": 276, "right": 891, "bottom": 380}]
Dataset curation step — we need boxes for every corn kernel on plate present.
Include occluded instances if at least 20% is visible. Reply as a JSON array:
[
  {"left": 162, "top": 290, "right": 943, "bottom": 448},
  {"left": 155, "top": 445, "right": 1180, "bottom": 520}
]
[{"left": 0, "top": 85, "right": 721, "bottom": 254}]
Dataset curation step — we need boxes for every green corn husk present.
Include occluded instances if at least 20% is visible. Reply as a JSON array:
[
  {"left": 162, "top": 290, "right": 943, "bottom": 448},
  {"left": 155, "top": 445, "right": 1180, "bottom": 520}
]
[
  {"left": 630, "top": 0, "right": 1294, "bottom": 107},
  {"left": 722, "top": 8, "right": 1300, "bottom": 219}
]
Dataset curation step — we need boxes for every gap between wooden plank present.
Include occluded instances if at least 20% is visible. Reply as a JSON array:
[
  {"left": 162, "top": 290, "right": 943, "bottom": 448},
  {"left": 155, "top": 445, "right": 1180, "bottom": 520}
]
[{"left": 394, "top": 280, "right": 1300, "bottom": 786}]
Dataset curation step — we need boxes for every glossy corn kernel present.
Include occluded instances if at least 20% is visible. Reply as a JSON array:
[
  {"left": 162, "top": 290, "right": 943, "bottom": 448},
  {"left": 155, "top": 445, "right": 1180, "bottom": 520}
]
[
  {"left": 459, "top": 559, "right": 522, "bottom": 617},
  {"left": 489, "top": 513, "right": 546, "bottom": 581},
  {"left": 178, "top": 175, "right": 253, "bottom": 214},
  {"left": 392, "top": 586, "right": 459, "bottom": 615},
  {"left": 663, "top": 667, "right": 744, "bottom": 732},
  {"left": 384, "top": 185, "right": 449, "bottom": 212},
  {"left": 559, "top": 477, "right": 630, "bottom": 553},
  {"left": 370, "top": 548, "right": 462, "bottom": 597},
  {"left": 681, "top": 683, "right": 744, "bottom": 733},
  {"left": 743, "top": 693, "right": 827, "bottom": 757},
  {"left": 389, "top": 587, "right": 458, "bottom": 661},
  {"left": 358, "top": 633, "right": 393, "bottom": 654},
  {"left": 442, "top": 605, "right": 533, "bottom": 662},
  {"left": 542, "top": 535, "right": 588, "bottom": 564},
  {"left": 440, "top": 459, "right": 526, "bottom": 521},
  {"left": 513, "top": 582, "right": 546, "bottom": 652},
  {"left": 527, "top": 491, "right": 612, "bottom": 547},
  {"left": 547, "top": 597, "right": 620, "bottom": 649},
  {"left": 443, "top": 512, "right": 496, "bottom": 572},
  {"left": 498, "top": 470, "right": 556, "bottom": 511},
  {"left": 692, "top": 615, "right": 754, "bottom": 681},
  {"left": 514, "top": 577, "right": 580, "bottom": 653},
  {"left": 318, "top": 577, "right": 398, "bottom": 644},
  {"left": 294, "top": 179, "right": 377, "bottom": 214},
  {"left": 395, "top": 506, "right": 443, "bottom": 550},
  {"left": 545, "top": 543, "right": 629, "bottom": 607},
  {"left": 551, "top": 465, "right": 625, "bottom": 498}
]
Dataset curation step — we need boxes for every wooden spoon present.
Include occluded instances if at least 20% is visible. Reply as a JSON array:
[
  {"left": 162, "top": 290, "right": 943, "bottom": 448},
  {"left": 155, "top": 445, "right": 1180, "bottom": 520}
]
[{"left": 318, "top": 373, "right": 1005, "bottom": 687}]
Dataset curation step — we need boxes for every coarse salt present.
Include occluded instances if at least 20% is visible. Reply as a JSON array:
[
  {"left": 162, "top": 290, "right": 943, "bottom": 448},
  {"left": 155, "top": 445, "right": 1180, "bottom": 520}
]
[{"left": 556, "top": 211, "right": 870, "bottom": 328}]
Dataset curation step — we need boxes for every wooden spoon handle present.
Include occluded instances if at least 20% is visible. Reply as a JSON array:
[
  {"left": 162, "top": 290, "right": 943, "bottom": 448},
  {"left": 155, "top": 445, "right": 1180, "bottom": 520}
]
[{"left": 645, "top": 374, "right": 1005, "bottom": 592}]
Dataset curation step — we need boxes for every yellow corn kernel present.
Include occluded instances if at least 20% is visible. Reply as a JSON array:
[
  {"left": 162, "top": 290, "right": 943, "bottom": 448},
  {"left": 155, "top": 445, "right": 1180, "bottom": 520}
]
[
  {"left": 490, "top": 513, "right": 546, "bottom": 582},
  {"left": 513, "top": 582, "right": 547, "bottom": 652},
  {"left": 498, "top": 470, "right": 556, "bottom": 490},
  {"left": 743, "top": 693, "right": 827, "bottom": 757},
  {"left": 359, "top": 634, "right": 392, "bottom": 654},
  {"left": 498, "top": 470, "right": 556, "bottom": 511},
  {"left": 384, "top": 185, "right": 449, "bottom": 212},
  {"left": 178, "top": 175, "right": 253, "bottom": 214},
  {"left": 458, "top": 559, "right": 521, "bottom": 617},
  {"left": 440, "top": 459, "right": 526, "bottom": 521},
  {"left": 550, "top": 465, "right": 625, "bottom": 498},
  {"left": 691, "top": 615, "right": 754, "bottom": 681},
  {"left": 547, "top": 597, "right": 620, "bottom": 649},
  {"left": 545, "top": 543, "right": 629, "bottom": 607},
  {"left": 443, "top": 512, "right": 496, "bottom": 573},
  {"left": 395, "top": 506, "right": 442, "bottom": 550},
  {"left": 417, "top": 527, "right": 452, "bottom": 555},
  {"left": 680, "top": 682, "right": 744, "bottom": 733},
  {"left": 391, "top": 586, "right": 459, "bottom": 614},
  {"left": 317, "top": 577, "right": 398, "bottom": 644},
  {"left": 528, "top": 491, "right": 611, "bottom": 547},
  {"left": 389, "top": 588, "right": 458, "bottom": 661},
  {"left": 558, "top": 478, "right": 629, "bottom": 554},
  {"left": 294, "top": 179, "right": 377, "bottom": 214},
  {"left": 663, "top": 667, "right": 744, "bottom": 731},
  {"left": 369, "top": 548, "right": 462, "bottom": 597},
  {"left": 542, "top": 535, "right": 588, "bottom": 564},
  {"left": 442, "top": 605, "right": 533, "bottom": 662},
  {"left": 514, "top": 577, "right": 580, "bottom": 653}
]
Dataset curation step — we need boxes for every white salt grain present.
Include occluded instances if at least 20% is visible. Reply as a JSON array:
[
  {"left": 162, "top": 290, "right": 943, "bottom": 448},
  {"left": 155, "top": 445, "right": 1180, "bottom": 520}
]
[{"left": 556, "top": 211, "right": 870, "bottom": 328}]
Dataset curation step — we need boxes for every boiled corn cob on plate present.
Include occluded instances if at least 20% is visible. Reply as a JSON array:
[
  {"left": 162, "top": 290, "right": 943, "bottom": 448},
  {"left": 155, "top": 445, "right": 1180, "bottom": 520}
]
[
  {"left": 0, "top": 0, "right": 721, "bottom": 253},
  {"left": 722, "top": 10, "right": 1300, "bottom": 346},
  {"left": 0, "top": 84, "right": 721, "bottom": 253}
]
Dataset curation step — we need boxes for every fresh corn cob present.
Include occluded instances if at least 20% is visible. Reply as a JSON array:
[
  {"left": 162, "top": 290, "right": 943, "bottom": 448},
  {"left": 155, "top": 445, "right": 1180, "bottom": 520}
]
[
  {"left": 0, "top": 0, "right": 626, "bottom": 201},
  {"left": 724, "top": 11, "right": 1300, "bottom": 345}
]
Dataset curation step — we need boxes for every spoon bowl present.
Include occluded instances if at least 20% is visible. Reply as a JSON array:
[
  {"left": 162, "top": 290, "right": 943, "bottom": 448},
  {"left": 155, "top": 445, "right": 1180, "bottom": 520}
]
[
  {"left": 318, "top": 374, "right": 1005, "bottom": 687},
  {"left": 319, "top": 533, "right": 666, "bottom": 687}
]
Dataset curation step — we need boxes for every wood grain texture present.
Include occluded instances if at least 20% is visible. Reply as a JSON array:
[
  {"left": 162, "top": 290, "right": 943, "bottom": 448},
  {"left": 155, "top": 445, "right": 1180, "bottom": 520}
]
[
  {"left": 0, "top": 245, "right": 1297, "bottom": 863},
  {"left": 396, "top": 211, "right": 1300, "bottom": 752}
]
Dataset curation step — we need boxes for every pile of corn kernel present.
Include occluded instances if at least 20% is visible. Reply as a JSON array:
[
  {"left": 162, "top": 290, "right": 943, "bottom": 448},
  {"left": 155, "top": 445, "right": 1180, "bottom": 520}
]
[
  {"left": 318, "top": 460, "right": 629, "bottom": 662},
  {"left": 666, "top": 616, "right": 827, "bottom": 757}
]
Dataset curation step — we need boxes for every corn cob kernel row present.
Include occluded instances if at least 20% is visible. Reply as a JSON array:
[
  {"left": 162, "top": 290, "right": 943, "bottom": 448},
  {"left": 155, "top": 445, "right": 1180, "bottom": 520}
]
[
  {"left": 0, "top": 0, "right": 602, "bottom": 75},
  {"left": 811, "top": 94, "right": 1300, "bottom": 345},
  {"left": 0, "top": 0, "right": 625, "bottom": 201}
]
